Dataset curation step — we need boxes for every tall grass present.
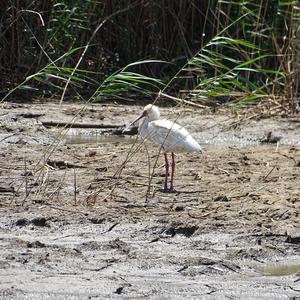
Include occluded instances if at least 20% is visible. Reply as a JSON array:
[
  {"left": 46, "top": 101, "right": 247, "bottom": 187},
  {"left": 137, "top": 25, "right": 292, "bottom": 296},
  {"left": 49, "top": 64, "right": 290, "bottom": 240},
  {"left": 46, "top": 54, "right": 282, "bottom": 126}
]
[{"left": 0, "top": 0, "right": 299, "bottom": 111}]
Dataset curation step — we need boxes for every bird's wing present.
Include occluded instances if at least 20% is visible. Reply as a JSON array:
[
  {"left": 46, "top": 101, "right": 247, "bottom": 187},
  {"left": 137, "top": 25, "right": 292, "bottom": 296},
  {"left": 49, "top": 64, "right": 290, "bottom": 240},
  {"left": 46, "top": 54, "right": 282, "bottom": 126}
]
[{"left": 147, "top": 119, "right": 200, "bottom": 152}]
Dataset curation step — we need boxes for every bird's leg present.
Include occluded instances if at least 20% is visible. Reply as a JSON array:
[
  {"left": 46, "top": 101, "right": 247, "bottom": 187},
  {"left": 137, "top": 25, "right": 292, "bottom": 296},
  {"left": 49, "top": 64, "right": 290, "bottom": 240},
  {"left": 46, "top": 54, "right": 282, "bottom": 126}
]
[
  {"left": 170, "top": 152, "right": 175, "bottom": 191},
  {"left": 164, "top": 153, "right": 169, "bottom": 192}
]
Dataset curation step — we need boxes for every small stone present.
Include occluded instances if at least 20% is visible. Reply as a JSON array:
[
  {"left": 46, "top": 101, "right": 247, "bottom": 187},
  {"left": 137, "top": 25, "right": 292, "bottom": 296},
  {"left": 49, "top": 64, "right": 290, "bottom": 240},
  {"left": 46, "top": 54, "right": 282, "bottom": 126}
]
[
  {"left": 214, "top": 195, "right": 230, "bottom": 202},
  {"left": 114, "top": 287, "right": 123, "bottom": 294},
  {"left": 174, "top": 205, "right": 185, "bottom": 212},
  {"left": 27, "top": 240, "right": 45, "bottom": 248},
  {"left": 286, "top": 228, "right": 300, "bottom": 244},
  {"left": 16, "top": 218, "right": 29, "bottom": 226},
  {"left": 31, "top": 217, "right": 47, "bottom": 227}
]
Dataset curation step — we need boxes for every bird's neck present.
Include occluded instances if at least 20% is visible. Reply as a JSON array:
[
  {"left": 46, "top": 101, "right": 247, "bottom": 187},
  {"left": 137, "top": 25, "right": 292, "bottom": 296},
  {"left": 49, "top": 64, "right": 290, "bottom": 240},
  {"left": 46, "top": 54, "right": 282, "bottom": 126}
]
[{"left": 138, "top": 117, "right": 150, "bottom": 137}]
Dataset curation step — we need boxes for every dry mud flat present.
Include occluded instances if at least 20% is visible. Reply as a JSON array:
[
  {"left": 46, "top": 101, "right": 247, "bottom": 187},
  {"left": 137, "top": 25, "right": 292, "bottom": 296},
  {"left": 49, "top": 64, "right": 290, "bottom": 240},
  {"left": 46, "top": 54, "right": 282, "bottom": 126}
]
[{"left": 0, "top": 102, "right": 300, "bottom": 299}]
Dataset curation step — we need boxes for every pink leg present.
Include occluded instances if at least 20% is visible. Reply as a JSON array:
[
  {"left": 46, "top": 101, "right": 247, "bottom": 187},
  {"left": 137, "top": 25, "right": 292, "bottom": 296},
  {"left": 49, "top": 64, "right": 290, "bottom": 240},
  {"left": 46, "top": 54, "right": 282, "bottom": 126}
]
[
  {"left": 164, "top": 153, "right": 169, "bottom": 191},
  {"left": 170, "top": 152, "right": 175, "bottom": 191}
]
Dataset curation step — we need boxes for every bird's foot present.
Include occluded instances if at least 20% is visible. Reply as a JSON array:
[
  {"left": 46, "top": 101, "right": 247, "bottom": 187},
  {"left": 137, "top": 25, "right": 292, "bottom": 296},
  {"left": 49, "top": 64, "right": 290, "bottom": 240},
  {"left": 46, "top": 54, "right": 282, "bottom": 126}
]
[
  {"left": 168, "top": 187, "right": 177, "bottom": 193},
  {"left": 159, "top": 187, "right": 177, "bottom": 193}
]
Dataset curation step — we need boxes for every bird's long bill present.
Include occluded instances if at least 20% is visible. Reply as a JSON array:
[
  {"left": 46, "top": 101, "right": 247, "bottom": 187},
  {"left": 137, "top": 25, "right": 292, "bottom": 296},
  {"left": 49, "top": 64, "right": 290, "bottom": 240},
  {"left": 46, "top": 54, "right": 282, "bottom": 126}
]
[{"left": 122, "top": 114, "right": 143, "bottom": 133}]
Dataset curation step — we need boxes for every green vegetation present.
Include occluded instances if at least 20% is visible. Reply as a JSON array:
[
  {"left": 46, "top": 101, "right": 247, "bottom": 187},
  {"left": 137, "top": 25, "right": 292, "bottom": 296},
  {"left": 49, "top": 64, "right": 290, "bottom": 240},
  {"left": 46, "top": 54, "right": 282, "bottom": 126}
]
[{"left": 0, "top": 1, "right": 299, "bottom": 111}]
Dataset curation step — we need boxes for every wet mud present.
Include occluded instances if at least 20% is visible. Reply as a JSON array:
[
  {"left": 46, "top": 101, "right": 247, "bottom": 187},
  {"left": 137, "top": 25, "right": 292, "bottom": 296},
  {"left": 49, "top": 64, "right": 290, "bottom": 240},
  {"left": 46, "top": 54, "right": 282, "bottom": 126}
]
[{"left": 0, "top": 101, "right": 300, "bottom": 299}]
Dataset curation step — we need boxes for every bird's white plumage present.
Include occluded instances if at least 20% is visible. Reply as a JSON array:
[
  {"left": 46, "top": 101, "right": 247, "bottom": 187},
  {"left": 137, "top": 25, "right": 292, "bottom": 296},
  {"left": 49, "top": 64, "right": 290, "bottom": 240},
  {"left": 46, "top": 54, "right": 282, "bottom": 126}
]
[
  {"left": 143, "top": 104, "right": 160, "bottom": 121},
  {"left": 138, "top": 105, "right": 202, "bottom": 153}
]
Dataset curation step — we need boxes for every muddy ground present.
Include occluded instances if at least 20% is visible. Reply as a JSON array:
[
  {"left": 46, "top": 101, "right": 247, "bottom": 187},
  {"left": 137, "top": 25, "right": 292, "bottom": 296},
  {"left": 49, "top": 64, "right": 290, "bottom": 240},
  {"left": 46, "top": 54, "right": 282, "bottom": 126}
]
[{"left": 0, "top": 101, "right": 300, "bottom": 299}]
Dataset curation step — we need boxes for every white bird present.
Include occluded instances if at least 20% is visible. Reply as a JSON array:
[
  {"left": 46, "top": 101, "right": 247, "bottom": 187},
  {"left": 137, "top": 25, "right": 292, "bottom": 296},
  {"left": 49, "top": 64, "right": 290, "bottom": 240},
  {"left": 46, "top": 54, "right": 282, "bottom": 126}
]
[{"left": 127, "top": 104, "right": 202, "bottom": 192}]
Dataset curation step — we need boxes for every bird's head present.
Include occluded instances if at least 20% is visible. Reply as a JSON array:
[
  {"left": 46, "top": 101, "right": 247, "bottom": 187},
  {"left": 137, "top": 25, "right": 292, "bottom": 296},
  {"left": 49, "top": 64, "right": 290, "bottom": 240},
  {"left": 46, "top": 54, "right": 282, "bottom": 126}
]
[
  {"left": 122, "top": 104, "right": 160, "bottom": 133},
  {"left": 142, "top": 104, "right": 160, "bottom": 121}
]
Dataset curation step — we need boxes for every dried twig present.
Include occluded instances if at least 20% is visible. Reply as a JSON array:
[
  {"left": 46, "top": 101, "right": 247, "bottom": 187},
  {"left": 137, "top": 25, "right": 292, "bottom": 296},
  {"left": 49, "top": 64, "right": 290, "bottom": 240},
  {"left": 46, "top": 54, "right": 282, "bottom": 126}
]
[
  {"left": 20, "top": 9, "right": 45, "bottom": 26},
  {"left": 160, "top": 92, "right": 207, "bottom": 109},
  {"left": 264, "top": 165, "right": 277, "bottom": 180},
  {"left": 0, "top": 134, "right": 16, "bottom": 143},
  {"left": 217, "top": 167, "right": 230, "bottom": 176},
  {"left": 24, "top": 155, "right": 28, "bottom": 197},
  {"left": 0, "top": 186, "right": 15, "bottom": 193},
  {"left": 74, "top": 168, "right": 77, "bottom": 206},
  {"left": 42, "top": 121, "right": 123, "bottom": 129},
  {"left": 84, "top": 134, "right": 142, "bottom": 203}
]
